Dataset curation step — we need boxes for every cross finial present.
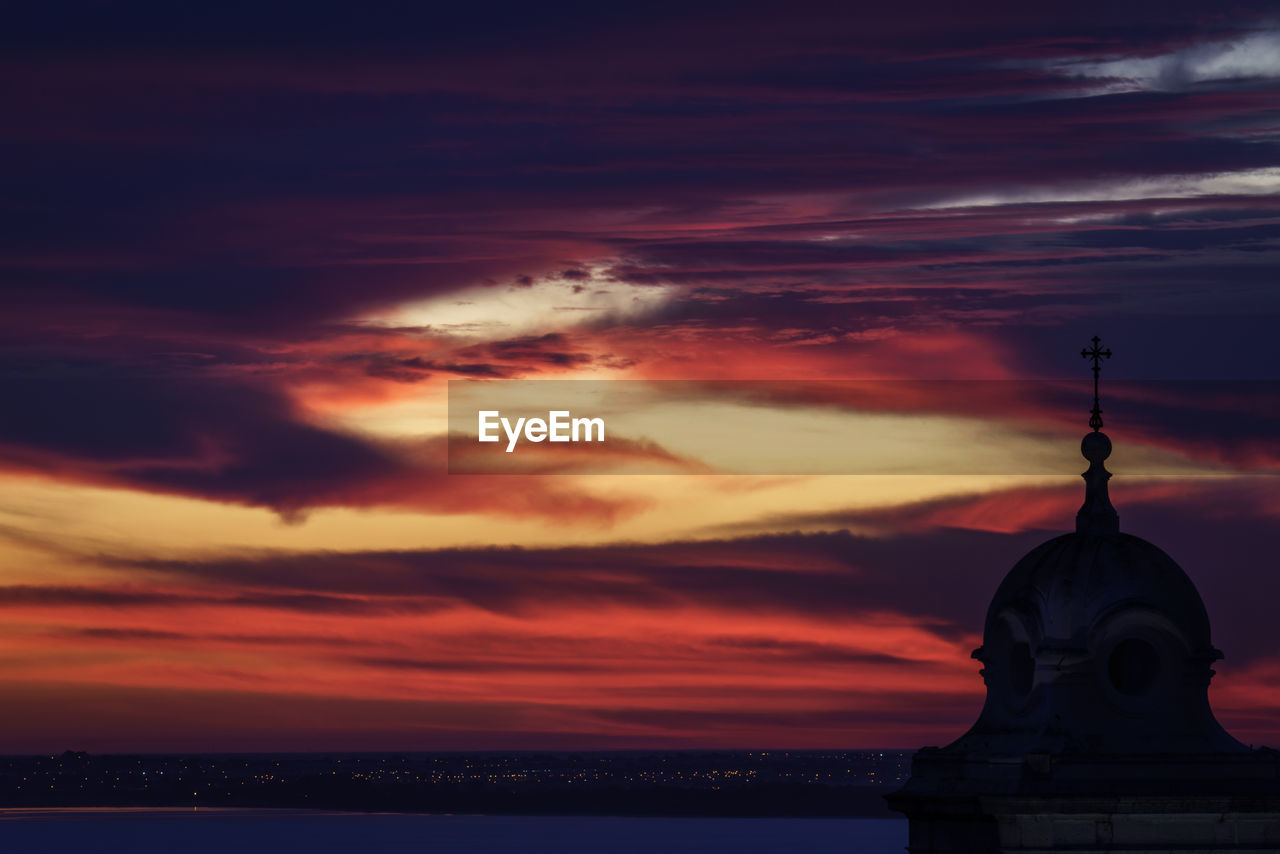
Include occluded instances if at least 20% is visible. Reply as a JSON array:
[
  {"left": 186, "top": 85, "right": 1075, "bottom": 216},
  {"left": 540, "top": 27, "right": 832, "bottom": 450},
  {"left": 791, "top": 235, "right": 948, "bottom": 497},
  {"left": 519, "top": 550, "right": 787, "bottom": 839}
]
[
  {"left": 1077, "top": 336, "right": 1118, "bottom": 534},
  {"left": 1081, "top": 335, "right": 1111, "bottom": 431}
]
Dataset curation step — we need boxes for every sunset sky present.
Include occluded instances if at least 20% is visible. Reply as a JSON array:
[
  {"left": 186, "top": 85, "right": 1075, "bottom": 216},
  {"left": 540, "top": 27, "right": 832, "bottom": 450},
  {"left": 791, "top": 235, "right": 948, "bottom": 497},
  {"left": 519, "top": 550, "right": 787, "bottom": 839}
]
[{"left": 3, "top": 2, "right": 1280, "bottom": 752}]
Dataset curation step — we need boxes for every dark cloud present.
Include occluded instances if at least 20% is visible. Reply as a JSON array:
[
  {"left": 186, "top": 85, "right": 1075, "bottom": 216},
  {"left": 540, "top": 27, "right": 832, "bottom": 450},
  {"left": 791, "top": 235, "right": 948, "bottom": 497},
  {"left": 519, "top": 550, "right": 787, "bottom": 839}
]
[
  {"left": 0, "top": 681, "right": 604, "bottom": 753},
  {"left": 1, "top": 3, "right": 1277, "bottom": 345},
  {"left": 358, "top": 354, "right": 509, "bottom": 382},
  {"left": 0, "top": 354, "right": 635, "bottom": 521},
  {"left": 94, "top": 475, "right": 1280, "bottom": 674},
  {"left": 478, "top": 333, "right": 596, "bottom": 368},
  {"left": 110, "top": 528, "right": 1035, "bottom": 637},
  {"left": 66, "top": 627, "right": 380, "bottom": 647},
  {"left": 0, "top": 584, "right": 443, "bottom": 616}
]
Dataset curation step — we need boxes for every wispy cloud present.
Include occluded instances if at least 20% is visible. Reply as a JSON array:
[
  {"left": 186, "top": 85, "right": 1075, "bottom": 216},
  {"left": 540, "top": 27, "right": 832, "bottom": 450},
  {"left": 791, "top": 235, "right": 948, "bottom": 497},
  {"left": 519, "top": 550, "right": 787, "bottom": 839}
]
[{"left": 1055, "top": 30, "right": 1280, "bottom": 92}]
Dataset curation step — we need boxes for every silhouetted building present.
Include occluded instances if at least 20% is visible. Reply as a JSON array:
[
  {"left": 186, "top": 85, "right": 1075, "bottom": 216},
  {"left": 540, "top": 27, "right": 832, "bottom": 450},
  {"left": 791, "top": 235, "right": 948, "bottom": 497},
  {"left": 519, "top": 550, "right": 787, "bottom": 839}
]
[{"left": 888, "top": 340, "right": 1280, "bottom": 852}]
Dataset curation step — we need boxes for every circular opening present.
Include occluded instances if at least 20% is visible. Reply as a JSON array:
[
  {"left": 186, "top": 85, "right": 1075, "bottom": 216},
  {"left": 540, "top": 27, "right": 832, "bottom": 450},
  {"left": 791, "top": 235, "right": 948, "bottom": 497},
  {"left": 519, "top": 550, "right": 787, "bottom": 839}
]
[
  {"left": 1107, "top": 638, "right": 1160, "bottom": 696},
  {"left": 1009, "top": 642, "right": 1034, "bottom": 696}
]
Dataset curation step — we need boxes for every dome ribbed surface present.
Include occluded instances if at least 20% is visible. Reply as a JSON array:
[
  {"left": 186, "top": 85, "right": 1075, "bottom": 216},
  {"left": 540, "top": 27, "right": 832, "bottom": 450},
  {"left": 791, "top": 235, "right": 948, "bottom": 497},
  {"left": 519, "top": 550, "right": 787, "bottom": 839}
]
[{"left": 986, "top": 532, "right": 1211, "bottom": 651}]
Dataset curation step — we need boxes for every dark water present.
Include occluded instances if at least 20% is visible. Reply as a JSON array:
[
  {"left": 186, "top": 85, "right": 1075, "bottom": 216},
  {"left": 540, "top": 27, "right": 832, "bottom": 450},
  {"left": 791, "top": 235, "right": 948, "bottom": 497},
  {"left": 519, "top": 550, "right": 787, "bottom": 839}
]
[{"left": 0, "top": 810, "right": 907, "bottom": 853}]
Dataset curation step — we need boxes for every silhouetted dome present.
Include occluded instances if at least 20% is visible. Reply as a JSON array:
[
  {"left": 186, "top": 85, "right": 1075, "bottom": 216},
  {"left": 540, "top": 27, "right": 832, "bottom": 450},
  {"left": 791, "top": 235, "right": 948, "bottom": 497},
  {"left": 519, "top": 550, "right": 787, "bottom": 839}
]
[
  {"left": 889, "top": 342, "right": 1280, "bottom": 845},
  {"left": 945, "top": 428, "right": 1244, "bottom": 756},
  {"left": 986, "top": 531, "right": 1213, "bottom": 655}
]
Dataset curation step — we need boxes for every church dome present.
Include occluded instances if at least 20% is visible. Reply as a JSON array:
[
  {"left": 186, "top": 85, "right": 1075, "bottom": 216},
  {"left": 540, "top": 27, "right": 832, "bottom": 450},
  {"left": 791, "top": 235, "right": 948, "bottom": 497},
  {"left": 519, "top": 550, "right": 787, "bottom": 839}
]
[
  {"left": 986, "top": 531, "right": 1213, "bottom": 663},
  {"left": 948, "top": 407, "right": 1244, "bottom": 755},
  {"left": 888, "top": 340, "right": 1280, "bottom": 840}
]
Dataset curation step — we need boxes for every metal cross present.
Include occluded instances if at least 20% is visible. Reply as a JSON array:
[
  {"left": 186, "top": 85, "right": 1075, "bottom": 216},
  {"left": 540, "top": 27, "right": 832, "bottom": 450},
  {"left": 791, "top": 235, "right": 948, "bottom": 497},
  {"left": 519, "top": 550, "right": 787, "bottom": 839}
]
[{"left": 1081, "top": 335, "right": 1111, "bottom": 431}]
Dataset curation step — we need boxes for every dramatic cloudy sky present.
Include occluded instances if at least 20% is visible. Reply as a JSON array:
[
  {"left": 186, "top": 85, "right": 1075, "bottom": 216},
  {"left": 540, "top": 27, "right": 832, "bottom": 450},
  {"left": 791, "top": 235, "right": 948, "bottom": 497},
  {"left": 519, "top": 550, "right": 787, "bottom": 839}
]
[{"left": 3, "top": 1, "right": 1280, "bottom": 751}]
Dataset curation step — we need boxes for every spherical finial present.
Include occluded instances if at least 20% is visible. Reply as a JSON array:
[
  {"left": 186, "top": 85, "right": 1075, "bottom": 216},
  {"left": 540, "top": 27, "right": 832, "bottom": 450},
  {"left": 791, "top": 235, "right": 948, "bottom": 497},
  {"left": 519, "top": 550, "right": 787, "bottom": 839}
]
[{"left": 1082, "top": 430, "right": 1112, "bottom": 463}]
